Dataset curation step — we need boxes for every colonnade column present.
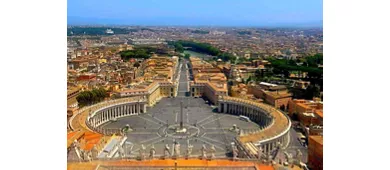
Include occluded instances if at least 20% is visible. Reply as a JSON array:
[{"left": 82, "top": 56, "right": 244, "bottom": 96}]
[
  {"left": 108, "top": 109, "right": 111, "bottom": 121},
  {"left": 122, "top": 105, "right": 125, "bottom": 116},
  {"left": 267, "top": 143, "right": 270, "bottom": 154},
  {"left": 261, "top": 115, "right": 264, "bottom": 128},
  {"left": 113, "top": 107, "right": 115, "bottom": 119},
  {"left": 103, "top": 111, "right": 105, "bottom": 123},
  {"left": 101, "top": 111, "right": 103, "bottom": 124},
  {"left": 107, "top": 109, "right": 109, "bottom": 120},
  {"left": 119, "top": 106, "right": 122, "bottom": 117},
  {"left": 106, "top": 109, "right": 109, "bottom": 121},
  {"left": 129, "top": 105, "right": 132, "bottom": 115},
  {"left": 102, "top": 111, "right": 104, "bottom": 124},
  {"left": 104, "top": 112, "right": 108, "bottom": 122},
  {"left": 98, "top": 112, "right": 101, "bottom": 125},
  {"left": 100, "top": 112, "right": 102, "bottom": 125}
]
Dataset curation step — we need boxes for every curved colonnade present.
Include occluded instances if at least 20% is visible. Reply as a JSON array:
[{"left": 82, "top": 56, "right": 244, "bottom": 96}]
[
  {"left": 68, "top": 97, "right": 147, "bottom": 161},
  {"left": 85, "top": 97, "right": 147, "bottom": 133},
  {"left": 70, "top": 97, "right": 147, "bottom": 134},
  {"left": 218, "top": 96, "right": 291, "bottom": 158}
]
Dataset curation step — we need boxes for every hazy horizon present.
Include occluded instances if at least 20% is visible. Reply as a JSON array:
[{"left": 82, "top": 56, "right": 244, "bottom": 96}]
[
  {"left": 67, "top": 16, "right": 323, "bottom": 28},
  {"left": 68, "top": 0, "right": 322, "bottom": 27}
]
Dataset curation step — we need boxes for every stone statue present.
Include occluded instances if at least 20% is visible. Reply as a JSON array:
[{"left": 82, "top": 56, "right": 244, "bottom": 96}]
[
  {"left": 73, "top": 140, "right": 84, "bottom": 161},
  {"left": 277, "top": 142, "right": 282, "bottom": 150},
  {"left": 266, "top": 152, "right": 272, "bottom": 164},
  {"left": 86, "top": 151, "right": 92, "bottom": 162},
  {"left": 186, "top": 144, "right": 193, "bottom": 158},
  {"left": 257, "top": 145, "right": 263, "bottom": 160},
  {"left": 210, "top": 145, "right": 216, "bottom": 159},
  {"left": 201, "top": 144, "right": 207, "bottom": 159},
  {"left": 163, "top": 144, "right": 171, "bottom": 159},
  {"left": 174, "top": 142, "right": 181, "bottom": 157},
  {"left": 73, "top": 140, "right": 80, "bottom": 150},
  {"left": 284, "top": 152, "right": 292, "bottom": 164},
  {"left": 79, "top": 150, "right": 86, "bottom": 161},
  {"left": 126, "top": 144, "right": 132, "bottom": 157},
  {"left": 91, "top": 146, "right": 98, "bottom": 159},
  {"left": 139, "top": 144, "right": 146, "bottom": 160},
  {"left": 232, "top": 144, "right": 238, "bottom": 160},
  {"left": 149, "top": 145, "right": 156, "bottom": 159},
  {"left": 118, "top": 144, "right": 125, "bottom": 158},
  {"left": 296, "top": 149, "right": 303, "bottom": 164}
]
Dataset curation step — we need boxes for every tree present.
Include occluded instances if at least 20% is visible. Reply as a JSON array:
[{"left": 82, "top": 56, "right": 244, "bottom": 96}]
[
  {"left": 304, "top": 85, "right": 321, "bottom": 100},
  {"left": 306, "top": 54, "right": 323, "bottom": 67},
  {"left": 134, "top": 62, "right": 140, "bottom": 68},
  {"left": 283, "top": 70, "right": 290, "bottom": 78},
  {"left": 174, "top": 43, "right": 184, "bottom": 53},
  {"left": 219, "top": 53, "right": 236, "bottom": 63},
  {"left": 173, "top": 40, "right": 221, "bottom": 56},
  {"left": 76, "top": 88, "right": 108, "bottom": 107},
  {"left": 246, "top": 76, "right": 252, "bottom": 84},
  {"left": 237, "top": 57, "right": 246, "bottom": 63},
  {"left": 184, "top": 53, "right": 190, "bottom": 59},
  {"left": 119, "top": 47, "right": 165, "bottom": 61}
]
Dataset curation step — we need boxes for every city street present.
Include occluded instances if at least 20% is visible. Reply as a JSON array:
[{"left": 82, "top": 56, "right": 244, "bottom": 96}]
[{"left": 177, "top": 59, "right": 189, "bottom": 97}]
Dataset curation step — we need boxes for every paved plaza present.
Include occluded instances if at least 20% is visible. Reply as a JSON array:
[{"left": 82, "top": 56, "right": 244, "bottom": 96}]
[{"left": 102, "top": 97, "right": 261, "bottom": 158}]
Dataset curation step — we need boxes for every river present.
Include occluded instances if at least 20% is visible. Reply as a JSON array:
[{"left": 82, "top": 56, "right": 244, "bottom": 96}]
[{"left": 182, "top": 50, "right": 215, "bottom": 60}]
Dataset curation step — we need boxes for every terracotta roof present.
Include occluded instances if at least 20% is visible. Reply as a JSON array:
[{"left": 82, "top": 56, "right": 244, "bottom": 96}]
[
  {"left": 315, "top": 110, "right": 323, "bottom": 118},
  {"left": 309, "top": 135, "right": 323, "bottom": 146}
]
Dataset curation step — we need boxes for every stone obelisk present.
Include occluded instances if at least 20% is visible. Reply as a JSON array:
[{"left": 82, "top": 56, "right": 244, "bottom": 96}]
[{"left": 180, "top": 100, "right": 184, "bottom": 129}]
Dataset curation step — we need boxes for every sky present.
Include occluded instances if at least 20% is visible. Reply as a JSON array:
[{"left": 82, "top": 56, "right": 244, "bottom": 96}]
[{"left": 68, "top": 0, "right": 323, "bottom": 27}]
